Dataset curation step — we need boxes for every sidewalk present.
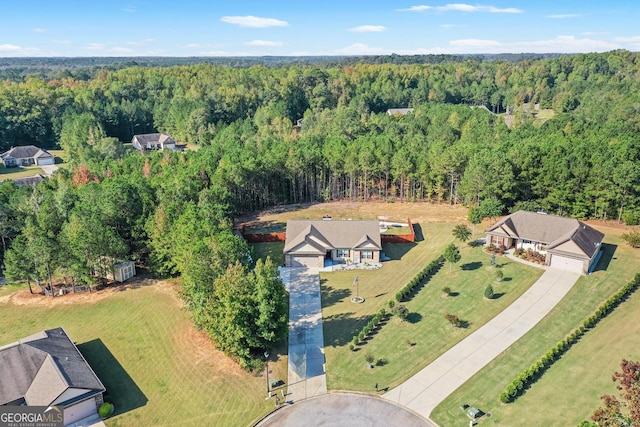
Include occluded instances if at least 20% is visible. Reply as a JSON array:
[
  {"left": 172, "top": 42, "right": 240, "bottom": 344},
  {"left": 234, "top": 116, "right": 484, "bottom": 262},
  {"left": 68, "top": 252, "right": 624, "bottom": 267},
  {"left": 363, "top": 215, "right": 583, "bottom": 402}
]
[
  {"left": 383, "top": 268, "right": 581, "bottom": 419},
  {"left": 280, "top": 267, "right": 327, "bottom": 402}
]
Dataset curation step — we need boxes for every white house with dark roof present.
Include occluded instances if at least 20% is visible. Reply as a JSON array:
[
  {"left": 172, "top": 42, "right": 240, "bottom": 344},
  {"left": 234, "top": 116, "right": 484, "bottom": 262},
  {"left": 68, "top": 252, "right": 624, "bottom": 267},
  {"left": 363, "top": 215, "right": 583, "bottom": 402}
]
[
  {"left": 1, "top": 145, "right": 55, "bottom": 167},
  {"left": 132, "top": 133, "right": 177, "bottom": 151},
  {"left": 485, "top": 210, "right": 605, "bottom": 275},
  {"left": 0, "top": 327, "right": 106, "bottom": 425},
  {"left": 283, "top": 220, "right": 382, "bottom": 268}
]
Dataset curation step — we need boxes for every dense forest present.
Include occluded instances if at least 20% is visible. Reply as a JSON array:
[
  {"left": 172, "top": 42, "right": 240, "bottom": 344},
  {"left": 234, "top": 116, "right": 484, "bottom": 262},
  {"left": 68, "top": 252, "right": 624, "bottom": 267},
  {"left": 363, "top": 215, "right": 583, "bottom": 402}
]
[{"left": 1, "top": 50, "right": 639, "bottom": 366}]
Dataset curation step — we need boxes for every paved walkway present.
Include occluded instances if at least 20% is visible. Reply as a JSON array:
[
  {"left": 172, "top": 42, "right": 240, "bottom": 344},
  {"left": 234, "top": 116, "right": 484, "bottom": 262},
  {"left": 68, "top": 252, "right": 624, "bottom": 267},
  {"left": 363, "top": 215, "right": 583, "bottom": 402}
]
[
  {"left": 279, "top": 267, "right": 327, "bottom": 402},
  {"left": 383, "top": 268, "right": 581, "bottom": 419}
]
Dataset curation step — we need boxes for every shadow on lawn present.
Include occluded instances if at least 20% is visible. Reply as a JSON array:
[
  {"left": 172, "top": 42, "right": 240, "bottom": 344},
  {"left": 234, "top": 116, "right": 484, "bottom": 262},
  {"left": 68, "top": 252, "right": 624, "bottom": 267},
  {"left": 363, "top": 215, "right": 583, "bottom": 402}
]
[
  {"left": 461, "top": 261, "right": 482, "bottom": 271},
  {"left": 382, "top": 242, "right": 417, "bottom": 261},
  {"left": 413, "top": 224, "right": 425, "bottom": 242},
  {"left": 593, "top": 243, "right": 617, "bottom": 272},
  {"left": 323, "top": 312, "right": 370, "bottom": 347},
  {"left": 78, "top": 339, "right": 148, "bottom": 416},
  {"left": 320, "top": 281, "right": 351, "bottom": 307}
]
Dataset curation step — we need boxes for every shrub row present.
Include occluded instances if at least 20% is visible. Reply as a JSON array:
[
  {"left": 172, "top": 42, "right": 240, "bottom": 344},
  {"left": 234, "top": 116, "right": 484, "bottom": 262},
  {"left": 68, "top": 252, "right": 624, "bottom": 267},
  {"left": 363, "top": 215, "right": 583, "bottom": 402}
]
[
  {"left": 352, "top": 308, "right": 387, "bottom": 346},
  {"left": 499, "top": 273, "right": 640, "bottom": 404},
  {"left": 395, "top": 255, "right": 444, "bottom": 302}
]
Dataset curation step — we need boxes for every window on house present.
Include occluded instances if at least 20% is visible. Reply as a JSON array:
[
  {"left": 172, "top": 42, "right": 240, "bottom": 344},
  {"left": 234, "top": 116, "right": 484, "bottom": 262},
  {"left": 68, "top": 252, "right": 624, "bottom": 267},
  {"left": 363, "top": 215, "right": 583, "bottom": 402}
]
[
  {"left": 361, "top": 250, "right": 373, "bottom": 259},
  {"left": 523, "top": 240, "right": 532, "bottom": 244},
  {"left": 337, "top": 249, "right": 349, "bottom": 258}
]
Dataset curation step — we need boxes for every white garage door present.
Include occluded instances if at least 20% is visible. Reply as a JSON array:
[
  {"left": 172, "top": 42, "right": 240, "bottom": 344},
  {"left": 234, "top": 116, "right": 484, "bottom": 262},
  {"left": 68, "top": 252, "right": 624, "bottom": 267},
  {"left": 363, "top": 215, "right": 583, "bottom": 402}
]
[
  {"left": 550, "top": 255, "right": 584, "bottom": 274},
  {"left": 64, "top": 398, "right": 97, "bottom": 425},
  {"left": 291, "top": 256, "right": 318, "bottom": 268}
]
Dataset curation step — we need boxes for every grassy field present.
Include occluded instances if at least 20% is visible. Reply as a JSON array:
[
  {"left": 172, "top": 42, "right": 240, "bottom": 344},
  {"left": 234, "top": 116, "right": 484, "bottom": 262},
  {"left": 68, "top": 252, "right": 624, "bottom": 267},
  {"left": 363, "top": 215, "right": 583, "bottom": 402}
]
[
  {"left": 252, "top": 241, "right": 285, "bottom": 266},
  {"left": 0, "top": 165, "right": 45, "bottom": 180},
  {"left": 432, "top": 230, "right": 640, "bottom": 426},
  {"left": 0, "top": 280, "right": 287, "bottom": 427},
  {"left": 321, "top": 223, "right": 543, "bottom": 392}
]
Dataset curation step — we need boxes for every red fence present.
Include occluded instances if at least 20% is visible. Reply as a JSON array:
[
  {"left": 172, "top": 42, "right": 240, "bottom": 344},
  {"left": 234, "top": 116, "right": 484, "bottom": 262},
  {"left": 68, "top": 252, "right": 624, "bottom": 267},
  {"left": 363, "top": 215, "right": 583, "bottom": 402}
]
[
  {"left": 242, "top": 218, "right": 415, "bottom": 244},
  {"left": 242, "top": 232, "right": 286, "bottom": 243},
  {"left": 380, "top": 218, "right": 415, "bottom": 244}
]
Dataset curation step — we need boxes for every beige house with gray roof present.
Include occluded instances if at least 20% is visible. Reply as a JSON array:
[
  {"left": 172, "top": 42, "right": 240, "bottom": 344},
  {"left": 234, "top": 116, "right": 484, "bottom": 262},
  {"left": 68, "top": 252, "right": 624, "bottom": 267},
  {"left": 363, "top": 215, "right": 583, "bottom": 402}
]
[
  {"left": 486, "top": 210, "right": 604, "bottom": 275},
  {"left": 284, "top": 220, "right": 382, "bottom": 268},
  {"left": 0, "top": 327, "right": 105, "bottom": 425}
]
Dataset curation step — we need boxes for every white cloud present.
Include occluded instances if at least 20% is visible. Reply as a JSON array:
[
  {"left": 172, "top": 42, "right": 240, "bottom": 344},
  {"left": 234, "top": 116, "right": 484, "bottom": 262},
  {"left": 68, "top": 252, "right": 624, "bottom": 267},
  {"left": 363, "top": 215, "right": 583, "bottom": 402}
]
[
  {"left": 0, "top": 44, "right": 40, "bottom": 56},
  {"left": 220, "top": 15, "right": 288, "bottom": 28},
  {"left": 614, "top": 36, "right": 640, "bottom": 48},
  {"left": 398, "top": 3, "right": 522, "bottom": 13},
  {"left": 33, "top": 28, "right": 47, "bottom": 33},
  {"left": 582, "top": 31, "right": 609, "bottom": 36},
  {"left": 0, "top": 44, "right": 22, "bottom": 51},
  {"left": 547, "top": 14, "right": 581, "bottom": 19},
  {"left": 446, "top": 35, "right": 618, "bottom": 53},
  {"left": 245, "top": 40, "right": 283, "bottom": 47},
  {"left": 335, "top": 43, "right": 388, "bottom": 55},
  {"left": 51, "top": 40, "right": 73, "bottom": 45},
  {"left": 349, "top": 25, "right": 387, "bottom": 33},
  {"left": 397, "top": 5, "right": 432, "bottom": 12}
]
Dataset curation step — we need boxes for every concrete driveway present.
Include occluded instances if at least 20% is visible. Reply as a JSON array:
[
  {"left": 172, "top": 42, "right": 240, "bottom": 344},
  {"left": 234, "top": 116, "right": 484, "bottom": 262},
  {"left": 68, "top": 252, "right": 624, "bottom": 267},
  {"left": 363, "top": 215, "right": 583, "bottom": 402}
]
[
  {"left": 280, "top": 267, "right": 327, "bottom": 402},
  {"left": 383, "top": 268, "right": 581, "bottom": 419},
  {"left": 40, "top": 164, "right": 59, "bottom": 177}
]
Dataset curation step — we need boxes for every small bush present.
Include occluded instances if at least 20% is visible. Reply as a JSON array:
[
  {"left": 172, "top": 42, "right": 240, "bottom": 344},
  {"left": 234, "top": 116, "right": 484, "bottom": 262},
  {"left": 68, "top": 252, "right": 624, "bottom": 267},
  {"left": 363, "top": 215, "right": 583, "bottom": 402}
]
[
  {"left": 349, "top": 344, "right": 355, "bottom": 351},
  {"left": 388, "top": 300, "right": 395, "bottom": 309},
  {"left": 445, "top": 313, "right": 461, "bottom": 327},
  {"left": 442, "top": 286, "right": 451, "bottom": 296},
  {"left": 352, "top": 336, "right": 359, "bottom": 346},
  {"left": 484, "top": 284, "right": 495, "bottom": 299},
  {"left": 98, "top": 402, "right": 112, "bottom": 418},
  {"left": 392, "top": 304, "right": 409, "bottom": 321},
  {"left": 365, "top": 353, "right": 375, "bottom": 364},
  {"left": 494, "top": 269, "right": 504, "bottom": 282},
  {"left": 622, "top": 230, "right": 640, "bottom": 248}
]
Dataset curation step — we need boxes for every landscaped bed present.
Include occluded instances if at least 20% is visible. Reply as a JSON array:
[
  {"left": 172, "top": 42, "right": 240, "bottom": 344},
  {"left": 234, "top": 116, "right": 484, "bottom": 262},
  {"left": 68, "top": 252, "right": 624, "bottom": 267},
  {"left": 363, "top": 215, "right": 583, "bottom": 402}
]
[
  {"left": 321, "top": 222, "right": 543, "bottom": 392},
  {"left": 431, "top": 229, "right": 639, "bottom": 427}
]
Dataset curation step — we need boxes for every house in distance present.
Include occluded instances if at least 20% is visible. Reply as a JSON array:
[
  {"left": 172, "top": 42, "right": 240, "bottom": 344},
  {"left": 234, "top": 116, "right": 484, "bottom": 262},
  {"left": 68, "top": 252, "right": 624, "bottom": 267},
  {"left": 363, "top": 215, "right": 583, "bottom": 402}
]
[
  {"left": 1, "top": 145, "right": 55, "bottom": 167},
  {"left": 132, "top": 133, "right": 177, "bottom": 151}
]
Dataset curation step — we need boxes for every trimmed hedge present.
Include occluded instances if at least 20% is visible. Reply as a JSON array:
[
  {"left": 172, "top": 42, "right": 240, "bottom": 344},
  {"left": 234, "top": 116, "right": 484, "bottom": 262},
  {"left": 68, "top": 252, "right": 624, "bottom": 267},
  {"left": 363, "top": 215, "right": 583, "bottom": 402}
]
[
  {"left": 353, "top": 309, "right": 387, "bottom": 345},
  {"left": 499, "top": 273, "right": 640, "bottom": 404},
  {"left": 395, "top": 255, "right": 444, "bottom": 302}
]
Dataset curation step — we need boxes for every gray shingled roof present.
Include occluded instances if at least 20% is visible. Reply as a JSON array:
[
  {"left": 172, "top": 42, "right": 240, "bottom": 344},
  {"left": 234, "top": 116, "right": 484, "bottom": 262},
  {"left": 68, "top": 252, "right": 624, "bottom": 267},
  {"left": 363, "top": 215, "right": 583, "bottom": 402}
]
[
  {"left": 284, "top": 220, "right": 382, "bottom": 254},
  {"left": 387, "top": 108, "right": 414, "bottom": 115},
  {"left": 486, "top": 210, "right": 604, "bottom": 259},
  {"left": 0, "top": 327, "right": 105, "bottom": 406},
  {"left": 1, "top": 145, "right": 53, "bottom": 160},
  {"left": 133, "top": 133, "right": 176, "bottom": 146}
]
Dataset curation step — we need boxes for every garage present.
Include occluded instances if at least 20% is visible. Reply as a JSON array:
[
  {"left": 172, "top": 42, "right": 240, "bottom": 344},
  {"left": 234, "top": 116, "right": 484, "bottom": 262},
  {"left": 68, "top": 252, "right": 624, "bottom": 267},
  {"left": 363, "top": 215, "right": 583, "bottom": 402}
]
[
  {"left": 549, "top": 254, "right": 584, "bottom": 274},
  {"left": 64, "top": 397, "right": 98, "bottom": 425},
  {"left": 290, "top": 256, "right": 319, "bottom": 268}
]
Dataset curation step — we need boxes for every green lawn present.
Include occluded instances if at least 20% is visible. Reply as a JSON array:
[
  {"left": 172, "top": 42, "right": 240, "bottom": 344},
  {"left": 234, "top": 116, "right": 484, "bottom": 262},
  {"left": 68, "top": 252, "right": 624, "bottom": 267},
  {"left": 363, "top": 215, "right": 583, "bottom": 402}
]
[
  {"left": 322, "top": 223, "right": 543, "bottom": 392},
  {"left": 0, "top": 165, "right": 45, "bottom": 179},
  {"left": 0, "top": 281, "right": 286, "bottom": 427},
  {"left": 251, "top": 242, "right": 285, "bottom": 266},
  {"left": 432, "top": 232, "right": 640, "bottom": 427}
]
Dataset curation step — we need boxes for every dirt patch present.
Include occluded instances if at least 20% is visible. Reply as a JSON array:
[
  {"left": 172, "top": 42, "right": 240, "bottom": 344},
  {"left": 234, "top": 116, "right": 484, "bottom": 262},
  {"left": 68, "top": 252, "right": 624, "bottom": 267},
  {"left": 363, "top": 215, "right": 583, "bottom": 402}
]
[
  {"left": 2, "top": 275, "right": 174, "bottom": 308},
  {"left": 237, "top": 201, "right": 469, "bottom": 230}
]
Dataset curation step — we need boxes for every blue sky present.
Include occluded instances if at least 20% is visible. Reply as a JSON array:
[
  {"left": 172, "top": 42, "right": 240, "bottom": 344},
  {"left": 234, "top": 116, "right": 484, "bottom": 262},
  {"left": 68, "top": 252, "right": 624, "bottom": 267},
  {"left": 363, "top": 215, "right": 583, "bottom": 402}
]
[{"left": 1, "top": 1, "right": 638, "bottom": 57}]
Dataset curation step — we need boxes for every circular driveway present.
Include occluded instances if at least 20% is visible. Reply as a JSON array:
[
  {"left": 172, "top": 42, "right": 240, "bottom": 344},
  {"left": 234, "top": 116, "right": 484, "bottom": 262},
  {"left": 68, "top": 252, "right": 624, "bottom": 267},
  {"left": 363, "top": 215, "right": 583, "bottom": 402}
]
[{"left": 255, "top": 392, "right": 434, "bottom": 427}]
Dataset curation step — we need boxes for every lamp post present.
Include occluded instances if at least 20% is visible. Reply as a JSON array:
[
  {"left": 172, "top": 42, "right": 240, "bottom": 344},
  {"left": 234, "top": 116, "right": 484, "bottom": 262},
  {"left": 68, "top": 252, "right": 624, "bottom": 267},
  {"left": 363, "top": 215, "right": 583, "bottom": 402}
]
[{"left": 264, "top": 351, "right": 270, "bottom": 397}]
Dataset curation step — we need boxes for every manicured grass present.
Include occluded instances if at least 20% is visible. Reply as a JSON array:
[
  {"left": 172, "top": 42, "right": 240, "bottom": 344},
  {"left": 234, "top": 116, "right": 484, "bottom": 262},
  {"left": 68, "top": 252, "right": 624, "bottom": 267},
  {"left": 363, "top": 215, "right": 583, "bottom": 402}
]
[
  {"left": 432, "top": 231, "right": 640, "bottom": 427},
  {"left": 0, "top": 165, "right": 45, "bottom": 179},
  {"left": 0, "top": 282, "right": 286, "bottom": 427},
  {"left": 322, "top": 223, "right": 543, "bottom": 392},
  {"left": 251, "top": 242, "right": 285, "bottom": 266}
]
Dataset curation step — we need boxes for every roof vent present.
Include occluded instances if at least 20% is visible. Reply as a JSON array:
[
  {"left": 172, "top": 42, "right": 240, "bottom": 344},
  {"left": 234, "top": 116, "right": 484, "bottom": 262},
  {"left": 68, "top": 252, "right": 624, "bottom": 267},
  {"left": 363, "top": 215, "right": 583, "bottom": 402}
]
[
  {"left": 537, "top": 209, "right": 547, "bottom": 215},
  {"left": 322, "top": 215, "right": 331, "bottom": 220}
]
